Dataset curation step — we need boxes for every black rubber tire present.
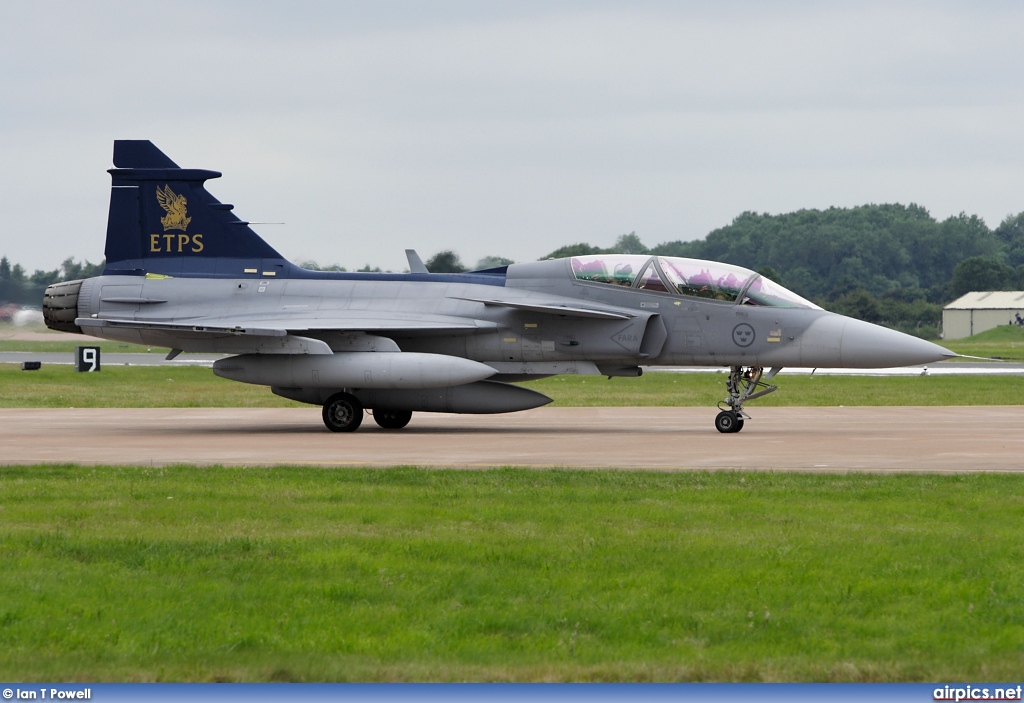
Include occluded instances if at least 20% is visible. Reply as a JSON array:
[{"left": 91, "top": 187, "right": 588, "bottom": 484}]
[
  {"left": 322, "top": 393, "right": 364, "bottom": 432},
  {"left": 373, "top": 409, "right": 413, "bottom": 430},
  {"left": 715, "top": 410, "right": 740, "bottom": 433},
  {"left": 735, "top": 418, "right": 745, "bottom": 432}
]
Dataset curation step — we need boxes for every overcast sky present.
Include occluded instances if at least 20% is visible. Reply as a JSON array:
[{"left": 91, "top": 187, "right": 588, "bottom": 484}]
[{"left": 2, "top": 1, "right": 1023, "bottom": 273}]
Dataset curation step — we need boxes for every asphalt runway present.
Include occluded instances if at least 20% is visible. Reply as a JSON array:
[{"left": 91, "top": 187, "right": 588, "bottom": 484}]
[{"left": 2, "top": 406, "right": 1023, "bottom": 471}]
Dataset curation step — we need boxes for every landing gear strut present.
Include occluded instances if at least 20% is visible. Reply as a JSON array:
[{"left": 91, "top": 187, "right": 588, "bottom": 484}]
[{"left": 715, "top": 366, "right": 780, "bottom": 433}]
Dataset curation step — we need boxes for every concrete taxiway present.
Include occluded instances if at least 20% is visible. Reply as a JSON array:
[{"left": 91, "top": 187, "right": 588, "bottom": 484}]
[{"left": 1, "top": 406, "right": 1022, "bottom": 471}]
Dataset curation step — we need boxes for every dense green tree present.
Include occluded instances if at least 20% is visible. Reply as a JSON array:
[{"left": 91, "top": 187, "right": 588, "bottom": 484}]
[
  {"left": 879, "top": 296, "right": 942, "bottom": 332},
  {"left": 425, "top": 250, "right": 467, "bottom": 273},
  {"left": 543, "top": 233, "right": 648, "bottom": 260},
  {"left": 475, "top": 256, "right": 515, "bottom": 269},
  {"left": 298, "top": 260, "right": 347, "bottom": 272},
  {"left": 30, "top": 268, "right": 59, "bottom": 287},
  {"left": 949, "top": 256, "right": 1016, "bottom": 298},
  {"left": 541, "top": 243, "right": 604, "bottom": 260},
  {"left": 547, "top": 204, "right": 1024, "bottom": 305},
  {"left": 649, "top": 204, "right": 1004, "bottom": 300},
  {"left": 0, "top": 256, "right": 106, "bottom": 306},
  {"left": 827, "top": 289, "right": 882, "bottom": 323},
  {"left": 535, "top": 203, "right": 1024, "bottom": 335},
  {"left": 612, "top": 232, "right": 648, "bottom": 254},
  {"left": 994, "top": 212, "right": 1024, "bottom": 267},
  {"left": 59, "top": 257, "right": 105, "bottom": 280}
]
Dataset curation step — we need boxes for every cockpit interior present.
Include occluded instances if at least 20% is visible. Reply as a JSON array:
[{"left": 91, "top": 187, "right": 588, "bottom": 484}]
[{"left": 570, "top": 255, "right": 820, "bottom": 309}]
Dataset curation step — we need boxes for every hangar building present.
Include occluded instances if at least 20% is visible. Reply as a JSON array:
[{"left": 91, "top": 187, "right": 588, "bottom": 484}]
[{"left": 942, "top": 291, "right": 1024, "bottom": 339}]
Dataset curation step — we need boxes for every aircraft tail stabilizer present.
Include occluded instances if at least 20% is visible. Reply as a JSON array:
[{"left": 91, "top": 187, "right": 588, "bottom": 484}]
[{"left": 104, "top": 140, "right": 287, "bottom": 277}]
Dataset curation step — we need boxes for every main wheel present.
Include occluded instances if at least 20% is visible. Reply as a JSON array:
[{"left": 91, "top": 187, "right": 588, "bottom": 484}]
[
  {"left": 373, "top": 409, "right": 413, "bottom": 430},
  {"left": 322, "top": 393, "right": 364, "bottom": 432},
  {"left": 715, "top": 410, "right": 741, "bottom": 433}
]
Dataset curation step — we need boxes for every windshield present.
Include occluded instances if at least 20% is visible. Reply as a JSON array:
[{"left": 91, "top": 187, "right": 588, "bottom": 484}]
[
  {"left": 739, "top": 274, "right": 821, "bottom": 309},
  {"left": 569, "top": 254, "right": 819, "bottom": 308}
]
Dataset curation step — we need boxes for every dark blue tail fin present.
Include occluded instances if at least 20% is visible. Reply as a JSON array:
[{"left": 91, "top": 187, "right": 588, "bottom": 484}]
[{"left": 104, "top": 140, "right": 289, "bottom": 277}]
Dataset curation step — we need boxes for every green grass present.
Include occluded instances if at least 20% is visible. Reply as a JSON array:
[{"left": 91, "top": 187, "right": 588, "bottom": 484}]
[
  {"left": 0, "top": 323, "right": 159, "bottom": 353},
  {"left": 0, "top": 323, "right": 1019, "bottom": 359},
  {"left": 2, "top": 363, "right": 1023, "bottom": 408},
  {"left": 0, "top": 339, "right": 159, "bottom": 353},
  {"left": 1, "top": 466, "right": 1022, "bottom": 681},
  {"left": 523, "top": 373, "right": 1024, "bottom": 407},
  {"left": 0, "top": 365, "right": 300, "bottom": 408},
  {"left": 943, "top": 325, "right": 1024, "bottom": 361}
]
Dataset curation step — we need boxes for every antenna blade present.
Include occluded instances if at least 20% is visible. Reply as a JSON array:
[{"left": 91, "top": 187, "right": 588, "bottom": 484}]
[{"left": 406, "top": 249, "right": 428, "bottom": 273}]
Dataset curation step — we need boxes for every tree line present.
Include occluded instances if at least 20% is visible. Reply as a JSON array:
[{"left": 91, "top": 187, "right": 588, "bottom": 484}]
[
  {"left": 0, "top": 257, "right": 104, "bottom": 307},
  {"left": 541, "top": 205, "right": 1024, "bottom": 338},
  {"left": 300, "top": 253, "right": 515, "bottom": 274}
]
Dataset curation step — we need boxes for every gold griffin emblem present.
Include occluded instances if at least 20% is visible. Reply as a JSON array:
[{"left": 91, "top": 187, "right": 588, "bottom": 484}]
[{"left": 155, "top": 184, "right": 192, "bottom": 232}]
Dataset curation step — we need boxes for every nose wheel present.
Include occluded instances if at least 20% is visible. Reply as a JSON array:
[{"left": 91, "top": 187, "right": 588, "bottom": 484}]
[
  {"left": 714, "top": 410, "right": 744, "bottom": 433},
  {"left": 715, "top": 366, "right": 780, "bottom": 433}
]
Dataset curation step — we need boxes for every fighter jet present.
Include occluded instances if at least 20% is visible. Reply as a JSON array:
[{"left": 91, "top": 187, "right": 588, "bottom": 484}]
[{"left": 43, "top": 141, "right": 954, "bottom": 433}]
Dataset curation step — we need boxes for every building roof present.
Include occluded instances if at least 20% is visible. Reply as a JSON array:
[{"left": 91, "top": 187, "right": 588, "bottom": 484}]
[{"left": 944, "top": 291, "right": 1024, "bottom": 310}]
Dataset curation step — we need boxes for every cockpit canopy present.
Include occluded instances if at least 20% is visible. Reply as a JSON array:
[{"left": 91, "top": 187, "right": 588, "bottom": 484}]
[{"left": 569, "top": 255, "right": 820, "bottom": 309}]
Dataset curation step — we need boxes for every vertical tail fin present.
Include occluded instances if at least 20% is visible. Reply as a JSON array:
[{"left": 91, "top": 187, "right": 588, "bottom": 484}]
[{"left": 104, "top": 140, "right": 289, "bottom": 278}]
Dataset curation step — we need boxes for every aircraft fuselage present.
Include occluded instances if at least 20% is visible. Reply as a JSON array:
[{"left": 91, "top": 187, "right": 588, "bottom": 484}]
[
  {"left": 74, "top": 257, "right": 945, "bottom": 373},
  {"left": 44, "top": 139, "right": 954, "bottom": 433}
]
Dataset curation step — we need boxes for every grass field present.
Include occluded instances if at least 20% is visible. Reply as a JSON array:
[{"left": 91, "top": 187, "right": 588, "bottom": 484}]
[
  {"left": 2, "top": 327, "right": 1020, "bottom": 683},
  {"left": 942, "top": 325, "right": 1024, "bottom": 361},
  {"left": 3, "top": 321, "right": 1024, "bottom": 357},
  {"left": 0, "top": 364, "right": 303, "bottom": 408},
  {"left": 524, "top": 372, "right": 1024, "bottom": 407},
  {"left": 1, "top": 466, "right": 1022, "bottom": 682},
  {"left": 2, "top": 363, "right": 1024, "bottom": 408},
  {"left": 0, "top": 323, "right": 156, "bottom": 353},
  {"left": 0, "top": 339, "right": 157, "bottom": 353}
]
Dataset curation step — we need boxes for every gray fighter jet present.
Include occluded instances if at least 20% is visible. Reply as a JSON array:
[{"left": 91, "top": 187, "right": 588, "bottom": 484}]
[{"left": 43, "top": 141, "right": 954, "bottom": 433}]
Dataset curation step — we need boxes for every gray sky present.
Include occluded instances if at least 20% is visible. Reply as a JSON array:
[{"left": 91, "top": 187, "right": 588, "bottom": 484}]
[{"left": 2, "top": 1, "right": 1023, "bottom": 273}]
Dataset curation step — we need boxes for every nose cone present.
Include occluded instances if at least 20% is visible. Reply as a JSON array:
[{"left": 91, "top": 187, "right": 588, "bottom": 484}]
[{"left": 839, "top": 316, "right": 955, "bottom": 368}]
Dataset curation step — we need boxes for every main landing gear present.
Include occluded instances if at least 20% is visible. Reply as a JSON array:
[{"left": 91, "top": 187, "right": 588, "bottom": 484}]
[
  {"left": 373, "top": 409, "right": 413, "bottom": 430},
  {"left": 321, "top": 393, "right": 414, "bottom": 432},
  {"left": 715, "top": 366, "right": 780, "bottom": 433},
  {"left": 323, "top": 392, "right": 364, "bottom": 432}
]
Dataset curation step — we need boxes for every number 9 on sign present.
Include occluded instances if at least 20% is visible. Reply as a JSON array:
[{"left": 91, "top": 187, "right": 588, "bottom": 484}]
[{"left": 76, "top": 346, "right": 101, "bottom": 372}]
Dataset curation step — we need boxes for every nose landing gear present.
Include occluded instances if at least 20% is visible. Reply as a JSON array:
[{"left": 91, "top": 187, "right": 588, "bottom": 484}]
[
  {"left": 715, "top": 366, "right": 780, "bottom": 433},
  {"left": 714, "top": 410, "right": 743, "bottom": 433}
]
